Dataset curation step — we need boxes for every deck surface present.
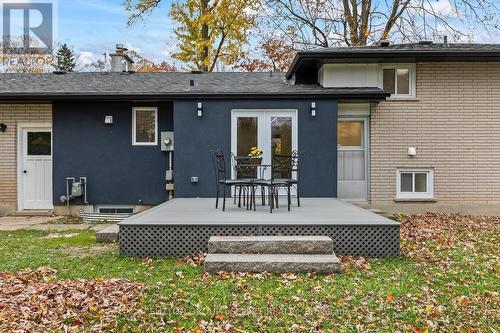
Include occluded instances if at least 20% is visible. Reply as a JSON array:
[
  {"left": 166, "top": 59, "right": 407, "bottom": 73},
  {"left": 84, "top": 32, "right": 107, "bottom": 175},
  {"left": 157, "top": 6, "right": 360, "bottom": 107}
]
[{"left": 119, "top": 198, "right": 399, "bottom": 226}]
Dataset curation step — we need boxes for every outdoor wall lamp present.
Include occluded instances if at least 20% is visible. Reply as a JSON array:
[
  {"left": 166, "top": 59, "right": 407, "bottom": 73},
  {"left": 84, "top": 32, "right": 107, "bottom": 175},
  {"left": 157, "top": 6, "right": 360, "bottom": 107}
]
[
  {"left": 310, "top": 102, "right": 316, "bottom": 117},
  {"left": 197, "top": 102, "right": 203, "bottom": 117},
  {"left": 104, "top": 116, "right": 113, "bottom": 124},
  {"left": 0, "top": 123, "right": 7, "bottom": 132}
]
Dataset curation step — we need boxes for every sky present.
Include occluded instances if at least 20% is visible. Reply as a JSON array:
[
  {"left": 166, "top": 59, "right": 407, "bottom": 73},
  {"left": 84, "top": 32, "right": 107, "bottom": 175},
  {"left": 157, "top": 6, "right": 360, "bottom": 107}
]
[
  {"left": 56, "top": 0, "right": 178, "bottom": 67},
  {"left": 1, "top": 0, "right": 179, "bottom": 68},
  {"left": 2, "top": 0, "right": 500, "bottom": 70}
]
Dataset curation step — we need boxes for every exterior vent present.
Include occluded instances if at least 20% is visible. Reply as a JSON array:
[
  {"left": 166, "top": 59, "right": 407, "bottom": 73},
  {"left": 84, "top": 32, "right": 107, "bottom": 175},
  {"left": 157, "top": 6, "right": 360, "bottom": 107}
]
[
  {"left": 52, "top": 70, "right": 66, "bottom": 74},
  {"left": 377, "top": 40, "right": 390, "bottom": 47},
  {"left": 419, "top": 40, "right": 433, "bottom": 45},
  {"left": 443, "top": 36, "right": 449, "bottom": 48},
  {"left": 191, "top": 70, "right": 203, "bottom": 74}
]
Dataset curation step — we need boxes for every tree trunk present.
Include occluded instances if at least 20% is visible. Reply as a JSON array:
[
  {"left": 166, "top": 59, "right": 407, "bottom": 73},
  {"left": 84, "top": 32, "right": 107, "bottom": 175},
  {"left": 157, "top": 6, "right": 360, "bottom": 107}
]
[{"left": 200, "top": 0, "right": 209, "bottom": 72}]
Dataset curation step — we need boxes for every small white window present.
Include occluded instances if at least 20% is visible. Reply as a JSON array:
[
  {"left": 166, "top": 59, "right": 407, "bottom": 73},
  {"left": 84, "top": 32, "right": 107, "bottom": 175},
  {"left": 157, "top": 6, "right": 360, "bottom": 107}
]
[
  {"left": 396, "top": 168, "right": 434, "bottom": 199},
  {"left": 382, "top": 65, "right": 415, "bottom": 97},
  {"left": 132, "top": 107, "right": 158, "bottom": 145}
]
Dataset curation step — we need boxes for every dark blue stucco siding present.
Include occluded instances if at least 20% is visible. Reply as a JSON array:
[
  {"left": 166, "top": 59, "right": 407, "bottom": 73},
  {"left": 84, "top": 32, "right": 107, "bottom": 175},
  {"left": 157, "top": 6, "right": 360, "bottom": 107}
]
[
  {"left": 53, "top": 101, "right": 173, "bottom": 206},
  {"left": 173, "top": 99, "right": 337, "bottom": 198}
]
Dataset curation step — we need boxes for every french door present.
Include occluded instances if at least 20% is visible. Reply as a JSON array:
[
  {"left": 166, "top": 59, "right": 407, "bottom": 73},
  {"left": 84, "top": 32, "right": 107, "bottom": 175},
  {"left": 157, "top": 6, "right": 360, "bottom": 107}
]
[{"left": 231, "top": 109, "right": 298, "bottom": 183}]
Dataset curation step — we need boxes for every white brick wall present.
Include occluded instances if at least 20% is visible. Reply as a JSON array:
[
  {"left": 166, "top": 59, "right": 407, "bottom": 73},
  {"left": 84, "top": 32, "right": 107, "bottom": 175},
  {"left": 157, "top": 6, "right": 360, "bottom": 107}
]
[
  {"left": 0, "top": 104, "right": 52, "bottom": 214},
  {"left": 371, "top": 62, "right": 500, "bottom": 208}
]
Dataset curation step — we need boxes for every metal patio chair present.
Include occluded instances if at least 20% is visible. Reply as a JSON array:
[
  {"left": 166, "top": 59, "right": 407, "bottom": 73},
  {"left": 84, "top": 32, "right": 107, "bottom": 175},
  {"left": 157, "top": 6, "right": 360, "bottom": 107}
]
[
  {"left": 210, "top": 150, "right": 252, "bottom": 211},
  {"left": 290, "top": 150, "right": 302, "bottom": 207},
  {"left": 254, "top": 154, "right": 293, "bottom": 213}
]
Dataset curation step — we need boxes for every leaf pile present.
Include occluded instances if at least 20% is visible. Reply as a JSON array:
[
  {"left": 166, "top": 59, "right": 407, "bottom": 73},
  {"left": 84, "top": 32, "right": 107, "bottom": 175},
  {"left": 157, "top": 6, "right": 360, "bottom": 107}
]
[
  {"left": 399, "top": 212, "right": 500, "bottom": 242},
  {"left": 399, "top": 212, "right": 500, "bottom": 260},
  {"left": 0, "top": 266, "right": 146, "bottom": 332}
]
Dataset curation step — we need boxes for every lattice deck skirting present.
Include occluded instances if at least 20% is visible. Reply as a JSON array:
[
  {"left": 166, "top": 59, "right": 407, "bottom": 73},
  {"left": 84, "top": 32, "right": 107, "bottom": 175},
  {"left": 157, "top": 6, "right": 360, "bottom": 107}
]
[{"left": 119, "top": 224, "right": 400, "bottom": 258}]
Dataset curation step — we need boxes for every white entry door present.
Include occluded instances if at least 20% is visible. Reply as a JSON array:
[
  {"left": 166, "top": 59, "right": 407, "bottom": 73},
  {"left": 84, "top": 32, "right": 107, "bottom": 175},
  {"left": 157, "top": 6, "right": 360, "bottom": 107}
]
[
  {"left": 337, "top": 118, "right": 368, "bottom": 201},
  {"left": 19, "top": 126, "right": 53, "bottom": 210},
  {"left": 231, "top": 109, "right": 298, "bottom": 182}
]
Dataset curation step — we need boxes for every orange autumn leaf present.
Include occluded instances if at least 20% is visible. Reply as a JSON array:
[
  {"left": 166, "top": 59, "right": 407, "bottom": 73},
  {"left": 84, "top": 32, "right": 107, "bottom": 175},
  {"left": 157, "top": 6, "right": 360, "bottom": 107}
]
[{"left": 214, "top": 313, "right": 225, "bottom": 320}]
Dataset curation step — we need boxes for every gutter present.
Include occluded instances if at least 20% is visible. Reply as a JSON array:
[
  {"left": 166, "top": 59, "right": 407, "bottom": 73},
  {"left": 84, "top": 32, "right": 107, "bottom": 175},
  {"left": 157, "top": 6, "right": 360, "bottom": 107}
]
[{"left": 0, "top": 91, "right": 390, "bottom": 101}]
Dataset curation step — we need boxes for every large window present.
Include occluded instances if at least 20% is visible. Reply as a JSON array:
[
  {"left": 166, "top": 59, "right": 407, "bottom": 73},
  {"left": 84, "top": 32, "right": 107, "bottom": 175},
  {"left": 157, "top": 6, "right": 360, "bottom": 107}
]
[
  {"left": 396, "top": 169, "right": 434, "bottom": 199},
  {"left": 132, "top": 107, "right": 158, "bottom": 145},
  {"left": 382, "top": 65, "right": 415, "bottom": 97}
]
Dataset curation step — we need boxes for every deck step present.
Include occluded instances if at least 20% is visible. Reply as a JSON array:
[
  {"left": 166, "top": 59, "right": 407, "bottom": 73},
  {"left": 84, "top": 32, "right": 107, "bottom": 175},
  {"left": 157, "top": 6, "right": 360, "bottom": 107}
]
[
  {"left": 208, "top": 236, "right": 333, "bottom": 254},
  {"left": 96, "top": 224, "right": 119, "bottom": 243},
  {"left": 204, "top": 253, "right": 341, "bottom": 273},
  {"left": 9, "top": 210, "right": 54, "bottom": 217}
]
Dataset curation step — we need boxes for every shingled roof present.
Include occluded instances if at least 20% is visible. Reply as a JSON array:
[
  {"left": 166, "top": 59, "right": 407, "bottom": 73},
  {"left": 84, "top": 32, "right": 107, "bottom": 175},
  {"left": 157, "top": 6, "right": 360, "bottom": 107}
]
[
  {"left": 286, "top": 42, "right": 500, "bottom": 79},
  {"left": 0, "top": 71, "right": 389, "bottom": 100}
]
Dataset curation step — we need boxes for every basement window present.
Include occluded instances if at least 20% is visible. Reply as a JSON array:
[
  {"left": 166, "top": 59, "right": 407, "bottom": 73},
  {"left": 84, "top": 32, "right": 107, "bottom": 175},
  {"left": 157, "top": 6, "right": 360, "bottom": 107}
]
[
  {"left": 396, "top": 169, "right": 434, "bottom": 199},
  {"left": 95, "top": 205, "right": 134, "bottom": 214},
  {"left": 382, "top": 65, "right": 415, "bottom": 97},
  {"left": 132, "top": 107, "right": 158, "bottom": 145}
]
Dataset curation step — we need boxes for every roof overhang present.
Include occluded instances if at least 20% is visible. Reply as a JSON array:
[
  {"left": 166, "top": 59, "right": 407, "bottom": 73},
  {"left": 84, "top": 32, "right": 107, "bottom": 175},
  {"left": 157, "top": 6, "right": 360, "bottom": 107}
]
[
  {"left": 0, "top": 90, "right": 390, "bottom": 102},
  {"left": 286, "top": 50, "right": 500, "bottom": 80}
]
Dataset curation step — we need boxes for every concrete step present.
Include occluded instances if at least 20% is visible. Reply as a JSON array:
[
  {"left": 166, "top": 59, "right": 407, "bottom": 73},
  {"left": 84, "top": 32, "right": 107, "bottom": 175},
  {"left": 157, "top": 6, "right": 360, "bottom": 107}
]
[
  {"left": 96, "top": 224, "right": 119, "bottom": 243},
  {"left": 208, "top": 236, "right": 333, "bottom": 255},
  {"left": 9, "top": 210, "right": 54, "bottom": 217},
  {"left": 205, "top": 253, "right": 341, "bottom": 273}
]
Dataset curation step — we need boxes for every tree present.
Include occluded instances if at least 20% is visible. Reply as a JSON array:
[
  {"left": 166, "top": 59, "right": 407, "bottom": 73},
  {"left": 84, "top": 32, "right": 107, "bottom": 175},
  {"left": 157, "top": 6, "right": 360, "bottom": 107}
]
[
  {"left": 0, "top": 37, "right": 52, "bottom": 73},
  {"left": 54, "top": 43, "right": 77, "bottom": 72},
  {"left": 127, "top": 50, "right": 177, "bottom": 72},
  {"left": 262, "top": 0, "right": 500, "bottom": 48},
  {"left": 237, "top": 36, "right": 296, "bottom": 72},
  {"left": 125, "top": 0, "right": 259, "bottom": 72},
  {"left": 84, "top": 50, "right": 176, "bottom": 72}
]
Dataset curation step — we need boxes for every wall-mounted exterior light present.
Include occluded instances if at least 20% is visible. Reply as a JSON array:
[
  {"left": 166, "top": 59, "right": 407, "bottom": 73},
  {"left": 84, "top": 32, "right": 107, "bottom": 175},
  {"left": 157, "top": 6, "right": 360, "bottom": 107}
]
[
  {"left": 104, "top": 116, "right": 113, "bottom": 124},
  {"left": 311, "top": 102, "right": 316, "bottom": 117},
  {"left": 197, "top": 102, "right": 203, "bottom": 117},
  {"left": 0, "top": 123, "right": 7, "bottom": 132},
  {"left": 408, "top": 147, "right": 417, "bottom": 156}
]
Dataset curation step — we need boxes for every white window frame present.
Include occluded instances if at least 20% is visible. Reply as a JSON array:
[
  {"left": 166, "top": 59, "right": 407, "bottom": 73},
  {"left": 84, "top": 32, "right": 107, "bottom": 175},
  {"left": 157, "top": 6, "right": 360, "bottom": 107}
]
[
  {"left": 132, "top": 107, "right": 158, "bottom": 146},
  {"left": 380, "top": 64, "right": 416, "bottom": 98},
  {"left": 396, "top": 168, "right": 434, "bottom": 199}
]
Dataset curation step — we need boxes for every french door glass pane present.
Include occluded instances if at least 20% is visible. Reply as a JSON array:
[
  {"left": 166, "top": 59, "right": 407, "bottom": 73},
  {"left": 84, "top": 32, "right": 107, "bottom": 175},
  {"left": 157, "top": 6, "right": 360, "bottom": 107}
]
[
  {"left": 338, "top": 121, "right": 363, "bottom": 147},
  {"left": 414, "top": 173, "right": 427, "bottom": 192},
  {"left": 397, "top": 69, "right": 410, "bottom": 94},
  {"left": 383, "top": 69, "right": 396, "bottom": 94},
  {"left": 400, "top": 173, "right": 413, "bottom": 192},
  {"left": 237, "top": 117, "right": 257, "bottom": 156},
  {"left": 27, "top": 132, "right": 51, "bottom": 156},
  {"left": 271, "top": 117, "right": 292, "bottom": 156}
]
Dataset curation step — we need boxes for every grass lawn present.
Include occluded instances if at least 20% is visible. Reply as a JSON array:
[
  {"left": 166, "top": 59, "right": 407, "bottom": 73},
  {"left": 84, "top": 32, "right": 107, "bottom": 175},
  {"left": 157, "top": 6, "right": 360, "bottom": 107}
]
[{"left": 0, "top": 213, "right": 498, "bottom": 332}]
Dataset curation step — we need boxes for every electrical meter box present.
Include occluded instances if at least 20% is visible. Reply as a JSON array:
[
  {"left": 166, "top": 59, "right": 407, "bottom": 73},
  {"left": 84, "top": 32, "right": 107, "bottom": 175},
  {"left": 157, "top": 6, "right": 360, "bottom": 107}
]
[{"left": 161, "top": 132, "right": 174, "bottom": 151}]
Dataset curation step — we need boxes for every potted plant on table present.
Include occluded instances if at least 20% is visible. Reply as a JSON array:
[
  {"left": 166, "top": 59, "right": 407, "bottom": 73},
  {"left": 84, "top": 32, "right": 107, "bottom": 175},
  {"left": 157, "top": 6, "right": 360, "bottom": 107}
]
[{"left": 248, "top": 147, "right": 263, "bottom": 165}]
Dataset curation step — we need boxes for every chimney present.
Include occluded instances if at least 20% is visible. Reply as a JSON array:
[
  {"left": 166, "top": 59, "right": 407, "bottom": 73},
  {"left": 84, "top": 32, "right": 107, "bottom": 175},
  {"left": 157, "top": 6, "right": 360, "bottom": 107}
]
[
  {"left": 110, "top": 44, "right": 134, "bottom": 72},
  {"left": 443, "top": 35, "right": 449, "bottom": 48}
]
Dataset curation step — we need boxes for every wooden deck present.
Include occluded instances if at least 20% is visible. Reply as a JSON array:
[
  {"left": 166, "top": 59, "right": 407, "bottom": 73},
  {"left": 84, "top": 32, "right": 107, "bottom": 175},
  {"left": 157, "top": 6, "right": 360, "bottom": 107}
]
[{"left": 118, "top": 198, "right": 400, "bottom": 258}]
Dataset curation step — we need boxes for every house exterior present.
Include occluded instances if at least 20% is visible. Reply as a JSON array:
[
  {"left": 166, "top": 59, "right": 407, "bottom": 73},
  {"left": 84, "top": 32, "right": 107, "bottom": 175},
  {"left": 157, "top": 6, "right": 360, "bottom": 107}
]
[{"left": 1, "top": 42, "right": 500, "bottom": 216}]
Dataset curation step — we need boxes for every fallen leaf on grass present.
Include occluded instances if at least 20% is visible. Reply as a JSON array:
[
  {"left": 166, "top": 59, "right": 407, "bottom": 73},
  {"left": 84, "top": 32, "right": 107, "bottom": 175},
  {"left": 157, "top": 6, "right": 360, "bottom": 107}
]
[
  {"left": 214, "top": 313, "right": 225, "bottom": 320},
  {"left": 0, "top": 266, "right": 146, "bottom": 332}
]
